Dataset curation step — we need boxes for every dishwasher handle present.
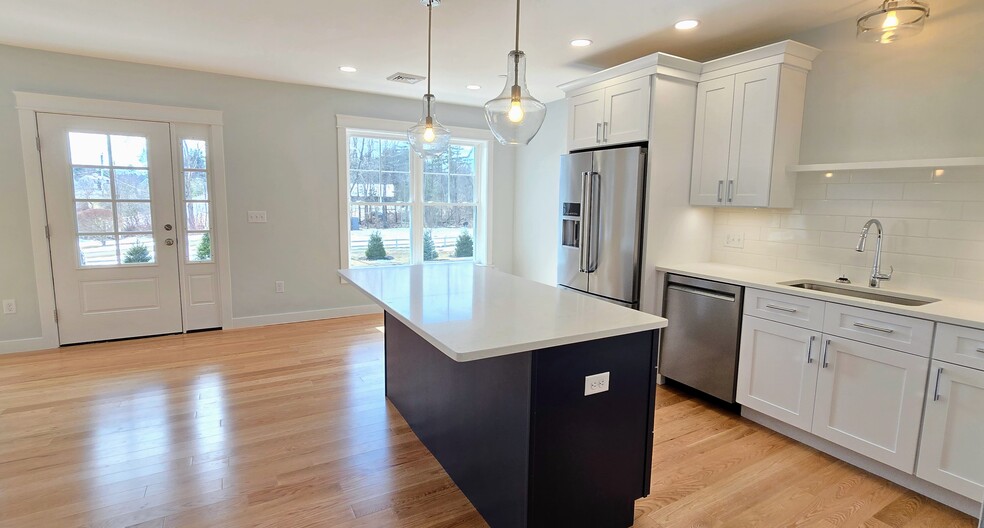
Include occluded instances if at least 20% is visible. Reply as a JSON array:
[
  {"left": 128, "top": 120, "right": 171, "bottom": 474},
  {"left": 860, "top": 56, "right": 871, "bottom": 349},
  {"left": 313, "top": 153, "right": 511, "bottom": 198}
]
[{"left": 666, "top": 283, "right": 736, "bottom": 303}]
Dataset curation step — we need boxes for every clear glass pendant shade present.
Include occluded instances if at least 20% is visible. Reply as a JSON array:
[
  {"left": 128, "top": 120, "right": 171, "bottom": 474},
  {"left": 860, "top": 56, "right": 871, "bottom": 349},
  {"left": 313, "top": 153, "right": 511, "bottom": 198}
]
[
  {"left": 408, "top": 94, "right": 451, "bottom": 158},
  {"left": 857, "top": 0, "right": 930, "bottom": 44},
  {"left": 484, "top": 51, "right": 547, "bottom": 145}
]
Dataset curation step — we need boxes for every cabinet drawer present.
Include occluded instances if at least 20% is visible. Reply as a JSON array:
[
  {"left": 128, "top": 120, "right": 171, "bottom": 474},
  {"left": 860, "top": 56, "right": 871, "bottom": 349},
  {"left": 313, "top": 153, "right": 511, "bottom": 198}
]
[
  {"left": 933, "top": 324, "right": 984, "bottom": 371},
  {"left": 822, "top": 304, "right": 934, "bottom": 357},
  {"left": 744, "top": 288, "right": 825, "bottom": 330}
]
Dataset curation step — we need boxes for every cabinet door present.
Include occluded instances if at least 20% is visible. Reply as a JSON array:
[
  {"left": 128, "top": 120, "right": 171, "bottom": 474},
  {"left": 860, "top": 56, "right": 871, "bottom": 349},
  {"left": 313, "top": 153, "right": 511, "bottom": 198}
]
[
  {"left": 737, "top": 316, "right": 821, "bottom": 431},
  {"left": 602, "top": 77, "right": 651, "bottom": 146},
  {"left": 690, "top": 76, "right": 735, "bottom": 206},
  {"left": 916, "top": 361, "right": 984, "bottom": 500},
  {"left": 727, "top": 66, "right": 780, "bottom": 207},
  {"left": 812, "top": 337, "right": 929, "bottom": 472},
  {"left": 568, "top": 89, "right": 605, "bottom": 151}
]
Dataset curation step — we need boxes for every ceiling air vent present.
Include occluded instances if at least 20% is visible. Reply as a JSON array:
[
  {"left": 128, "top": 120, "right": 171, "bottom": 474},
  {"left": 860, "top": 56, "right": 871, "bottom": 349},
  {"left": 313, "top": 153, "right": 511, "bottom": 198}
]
[{"left": 387, "top": 72, "right": 426, "bottom": 84}]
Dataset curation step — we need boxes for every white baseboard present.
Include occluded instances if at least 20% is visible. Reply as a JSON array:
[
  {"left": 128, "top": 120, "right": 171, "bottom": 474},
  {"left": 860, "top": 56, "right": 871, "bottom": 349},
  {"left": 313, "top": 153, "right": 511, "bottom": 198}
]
[
  {"left": 742, "top": 407, "right": 983, "bottom": 518},
  {"left": 0, "top": 336, "right": 58, "bottom": 355},
  {"left": 230, "top": 304, "right": 382, "bottom": 329}
]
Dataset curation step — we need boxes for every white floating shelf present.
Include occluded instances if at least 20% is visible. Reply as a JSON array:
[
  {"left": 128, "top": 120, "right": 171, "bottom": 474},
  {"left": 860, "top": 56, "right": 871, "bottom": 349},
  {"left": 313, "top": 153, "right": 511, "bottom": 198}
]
[{"left": 789, "top": 157, "right": 984, "bottom": 173}]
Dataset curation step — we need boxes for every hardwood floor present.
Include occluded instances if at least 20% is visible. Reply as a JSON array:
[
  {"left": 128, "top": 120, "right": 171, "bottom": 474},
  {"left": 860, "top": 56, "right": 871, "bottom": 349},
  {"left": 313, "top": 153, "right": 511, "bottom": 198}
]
[{"left": 0, "top": 315, "right": 976, "bottom": 527}]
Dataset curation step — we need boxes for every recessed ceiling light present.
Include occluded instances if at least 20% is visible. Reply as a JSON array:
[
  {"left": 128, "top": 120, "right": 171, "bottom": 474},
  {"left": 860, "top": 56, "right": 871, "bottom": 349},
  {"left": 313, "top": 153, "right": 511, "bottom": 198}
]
[
  {"left": 674, "top": 19, "right": 700, "bottom": 30},
  {"left": 339, "top": 66, "right": 357, "bottom": 73},
  {"left": 466, "top": 84, "right": 482, "bottom": 90},
  {"left": 570, "top": 39, "right": 593, "bottom": 47}
]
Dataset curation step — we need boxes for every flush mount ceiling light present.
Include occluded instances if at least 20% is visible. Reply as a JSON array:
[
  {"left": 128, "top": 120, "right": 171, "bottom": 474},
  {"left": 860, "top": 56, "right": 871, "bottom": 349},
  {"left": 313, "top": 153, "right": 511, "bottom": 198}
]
[
  {"left": 339, "top": 66, "right": 358, "bottom": 73},
  {"left": 674, "top": 19, "right": 700, "bottom": 30},
  {"left": 857, "top": 0, "right": 930, "bottom": 43},
  {"left": 484, "top": 0, "right": 547, "bottom": 145},
  {"left": 570, "top": 38, "right": 593, "bottom": 47},
  {"left": 407, "top": 0, "right": 451, "bottom": 158}
]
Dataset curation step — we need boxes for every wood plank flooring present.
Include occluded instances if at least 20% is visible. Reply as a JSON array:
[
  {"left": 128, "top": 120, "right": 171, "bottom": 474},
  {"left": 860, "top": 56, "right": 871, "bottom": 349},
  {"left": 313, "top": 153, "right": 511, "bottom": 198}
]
[{"left": 0, "top": 315, "right": 976, "bottom": 527}]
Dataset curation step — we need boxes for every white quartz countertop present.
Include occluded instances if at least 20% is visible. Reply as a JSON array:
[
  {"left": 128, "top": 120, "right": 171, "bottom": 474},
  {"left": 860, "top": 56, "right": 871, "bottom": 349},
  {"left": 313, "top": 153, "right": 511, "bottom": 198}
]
[
  {"left": 656, "top": 262, "right": 984, "bottom": 331},
  {"left": 339, "top": 263, "right": 667, "bottom": 362}
]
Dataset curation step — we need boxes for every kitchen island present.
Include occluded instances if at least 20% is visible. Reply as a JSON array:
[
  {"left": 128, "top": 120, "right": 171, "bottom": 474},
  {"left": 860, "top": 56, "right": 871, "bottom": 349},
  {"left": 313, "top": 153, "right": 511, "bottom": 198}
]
[{"left": 339, "top": 263, "right": 667, "bottom": 528}]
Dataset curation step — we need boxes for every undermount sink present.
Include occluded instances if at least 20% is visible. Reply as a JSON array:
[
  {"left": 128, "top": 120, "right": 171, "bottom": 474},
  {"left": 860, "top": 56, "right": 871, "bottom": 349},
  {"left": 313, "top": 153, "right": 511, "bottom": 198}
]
[{"left": 778, "top": 280, "right": 941, "bottom": 307}]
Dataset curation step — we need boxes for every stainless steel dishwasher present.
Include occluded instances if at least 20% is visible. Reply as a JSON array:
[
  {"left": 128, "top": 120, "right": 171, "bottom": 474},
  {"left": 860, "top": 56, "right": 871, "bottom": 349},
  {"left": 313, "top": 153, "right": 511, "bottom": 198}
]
[{"left": 660, "top": 274, "right": 743, "bottom": 403}]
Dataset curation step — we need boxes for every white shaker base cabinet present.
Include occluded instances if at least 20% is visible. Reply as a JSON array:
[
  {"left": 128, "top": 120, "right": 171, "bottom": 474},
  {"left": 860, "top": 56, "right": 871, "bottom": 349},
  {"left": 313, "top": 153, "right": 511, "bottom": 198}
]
[
  {"left": 917, "top": 361, "right": 984, "bottom": 500},
  {"left": 811, "top": 337, "right": 930, "bottom": 473},
  {"left": 737, "top": 316, "right": 821, "bottom": 431}
]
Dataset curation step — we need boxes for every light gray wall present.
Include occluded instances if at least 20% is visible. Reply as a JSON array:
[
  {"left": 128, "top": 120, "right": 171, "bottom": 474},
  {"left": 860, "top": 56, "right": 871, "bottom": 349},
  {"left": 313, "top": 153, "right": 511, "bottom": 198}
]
[
  {"left": 0, "top": 44, "right": 514, "bottom": 345},
  {"left": 796, "top": 0, "right": 984, "bottom": 163},
  {"left": 511, "top": 100, "right": 567, "bottom": 285}
]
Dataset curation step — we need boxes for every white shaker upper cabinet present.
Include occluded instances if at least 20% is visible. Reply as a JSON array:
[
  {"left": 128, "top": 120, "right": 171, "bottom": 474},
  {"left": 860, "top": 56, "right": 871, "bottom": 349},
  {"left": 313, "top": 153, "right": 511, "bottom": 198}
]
[
  {"left": 568, "top": 89, "right": 605, "bottom": 151},
  {"left": 690, "top": 76, "right": 735, "bottom": 206},
  {"left": 566, "top": 77, "right": 651, "bottom": 151}
]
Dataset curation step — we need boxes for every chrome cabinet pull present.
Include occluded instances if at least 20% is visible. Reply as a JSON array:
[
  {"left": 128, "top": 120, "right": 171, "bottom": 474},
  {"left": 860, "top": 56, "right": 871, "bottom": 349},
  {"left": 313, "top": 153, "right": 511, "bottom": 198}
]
[
  {"left": 933, "top": 367, "right": 944, "bottom": 401},
  {"left": 853, "top": 322, "right": 894, "bottom": 334},
  {"left": 806, "top": 335, "right": 816, "bottom": 364},
  {"left": 717, "top": 180, "right": 724, "bottom": 202},
  {"left": 821, "top": 339, "right": 831, "bottom": 368},
  {"left": 727, "top": 180, "right": 734, "bottom": 202},
  {"left": 765, "top": 304, "right": 797, "bottom": 313},
  {"left": 596, "top": 123, "right": 601, "bottom": 144}
]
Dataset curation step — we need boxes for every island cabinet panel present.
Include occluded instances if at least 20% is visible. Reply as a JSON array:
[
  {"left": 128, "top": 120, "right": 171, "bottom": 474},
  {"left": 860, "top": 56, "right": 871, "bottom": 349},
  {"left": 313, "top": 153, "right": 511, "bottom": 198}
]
[
  {"left": 384, "top": 312, "right": 533, "bottom": 528},
  {"left": 383, "top": 312, "right": 659, "bottom": 528}
]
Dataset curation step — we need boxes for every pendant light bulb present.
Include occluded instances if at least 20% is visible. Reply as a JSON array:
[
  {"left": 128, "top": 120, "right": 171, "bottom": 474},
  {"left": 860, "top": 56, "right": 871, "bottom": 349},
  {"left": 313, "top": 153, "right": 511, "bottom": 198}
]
[
  {"left": 408, "top": 0, "right": 450, "bottom": 158},
  {"left": 484, "top": 0, "right": 546, "bottom": 145}
]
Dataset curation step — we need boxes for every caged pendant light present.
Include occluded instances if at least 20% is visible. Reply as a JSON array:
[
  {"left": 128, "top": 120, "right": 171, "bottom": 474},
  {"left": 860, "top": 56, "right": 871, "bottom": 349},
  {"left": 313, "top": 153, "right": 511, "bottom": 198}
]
[
  {"left": 484, "top": 0, "right": 546, "bottom": 145},
  {"left": 408, "top": 0, "right": 451, "bottom": 158},
  {"left": 857, "top": 0, "right": 930, "bottom": 44}
]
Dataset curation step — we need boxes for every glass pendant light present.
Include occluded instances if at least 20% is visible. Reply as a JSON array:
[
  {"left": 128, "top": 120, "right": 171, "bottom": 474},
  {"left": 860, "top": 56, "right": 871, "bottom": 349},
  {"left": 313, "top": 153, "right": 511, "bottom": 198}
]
[
  {"left": 484, "top": 0, "right": 546, "bottom": 145},
  {"left": 857, "top": 0, "right": 930, "bottom": 44},
  {"left": 408, "top": 0, "right": 451, "bottom": 158}
]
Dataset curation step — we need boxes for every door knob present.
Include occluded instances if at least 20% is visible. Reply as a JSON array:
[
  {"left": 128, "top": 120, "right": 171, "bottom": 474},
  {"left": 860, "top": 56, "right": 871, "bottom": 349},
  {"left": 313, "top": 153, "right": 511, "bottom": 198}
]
[
  {"left": 164, "top": 224, "right": 173, "bottom": 231},
  {"left": 165, "top": 238, "right": 174, "bottom": 246}
]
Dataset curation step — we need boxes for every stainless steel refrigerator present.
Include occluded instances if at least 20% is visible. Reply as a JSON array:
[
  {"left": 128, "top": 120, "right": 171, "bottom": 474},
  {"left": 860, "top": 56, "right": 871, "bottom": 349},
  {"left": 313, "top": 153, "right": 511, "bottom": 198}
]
[{"left": 558, "top": 146, "right": 646, "bottom": 308}]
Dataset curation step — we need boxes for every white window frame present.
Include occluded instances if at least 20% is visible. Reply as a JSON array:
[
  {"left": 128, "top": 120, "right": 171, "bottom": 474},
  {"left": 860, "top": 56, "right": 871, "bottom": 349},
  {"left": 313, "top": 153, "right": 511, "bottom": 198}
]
[{"left": 336, "top": 115, "right": 494, "bottom": 270}]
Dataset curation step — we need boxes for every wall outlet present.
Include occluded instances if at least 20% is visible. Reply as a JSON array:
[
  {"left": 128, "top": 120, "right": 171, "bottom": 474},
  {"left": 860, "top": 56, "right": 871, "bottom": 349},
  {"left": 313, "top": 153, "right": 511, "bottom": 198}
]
[
  {"left": 725, "top": 232, "right": 745, "bottom": 249},
  {"left": 275, "top": 281, "right": 285, "bottom": 293},
  {"left": 2, "top": 299, "right": 15, "bottom": 315},
  {"left": 247, "top": 211, "right": 267, "bottom": 223},
  {"left": 584, "top": 372, "right": 610, "bottom": 396}
]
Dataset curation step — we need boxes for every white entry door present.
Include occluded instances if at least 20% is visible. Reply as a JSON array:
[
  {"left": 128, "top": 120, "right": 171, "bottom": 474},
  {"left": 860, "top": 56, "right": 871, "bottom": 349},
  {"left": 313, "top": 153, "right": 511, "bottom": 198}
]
[{"left": 39, "top": 113, "right": 183, "bottom": 344}]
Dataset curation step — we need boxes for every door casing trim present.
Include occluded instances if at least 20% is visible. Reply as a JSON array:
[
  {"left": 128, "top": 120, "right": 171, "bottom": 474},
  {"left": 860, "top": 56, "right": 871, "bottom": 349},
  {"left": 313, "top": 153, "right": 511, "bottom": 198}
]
[{"left": 13, "top": 92, "right": 232, "bottom": 352}]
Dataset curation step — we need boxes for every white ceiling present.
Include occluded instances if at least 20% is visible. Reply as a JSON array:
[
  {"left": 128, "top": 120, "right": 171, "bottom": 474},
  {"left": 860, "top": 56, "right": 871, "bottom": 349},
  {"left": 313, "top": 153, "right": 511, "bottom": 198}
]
[{"left": 0, "top": 0, "right": 871, "bottom": 106}]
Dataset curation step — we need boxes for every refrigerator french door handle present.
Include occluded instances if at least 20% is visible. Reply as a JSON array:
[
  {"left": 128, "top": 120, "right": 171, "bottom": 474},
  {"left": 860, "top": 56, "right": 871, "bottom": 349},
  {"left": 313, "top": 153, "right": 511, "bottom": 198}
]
[
  {"left": 579, "top": 171, "right": 592, "bottom": 273},
  {"left": 588, "top": 171, "right": 601, "bottom": 273}
]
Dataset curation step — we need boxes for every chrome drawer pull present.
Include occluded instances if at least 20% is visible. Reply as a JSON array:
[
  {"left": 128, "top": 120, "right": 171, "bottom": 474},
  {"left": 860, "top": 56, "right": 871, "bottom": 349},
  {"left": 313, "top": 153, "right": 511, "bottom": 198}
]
[
  {"left": 853, "top": 322, "right": 894, "bottom": 334},
  {"left": 765, "top": 304, "right": 797, "bottom": 313},
  {"left": 933, "top": 367, "right": 943, "bottom": 402}
]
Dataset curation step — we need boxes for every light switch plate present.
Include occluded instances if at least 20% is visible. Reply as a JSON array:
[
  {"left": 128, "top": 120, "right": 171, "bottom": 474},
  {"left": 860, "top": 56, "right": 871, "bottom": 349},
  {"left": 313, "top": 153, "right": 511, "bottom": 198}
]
[
  {"left": 2, "top": 299, "right": 15, "bottom": 315},
  {"left": 725, "top": 232, "right": 745, "bottom": 249},
  {"left": 247, "top": 211, "right": 267, "bottom": 223},
  {"left": 584, "top": 372, "right": 610, "bottom": 396}
]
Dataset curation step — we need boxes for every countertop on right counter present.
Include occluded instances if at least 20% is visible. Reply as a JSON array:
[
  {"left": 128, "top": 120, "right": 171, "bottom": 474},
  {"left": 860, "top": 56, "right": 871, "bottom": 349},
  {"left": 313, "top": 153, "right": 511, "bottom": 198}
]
[{"left": 655, "top": 262, "right": 984, "bottom": 331}]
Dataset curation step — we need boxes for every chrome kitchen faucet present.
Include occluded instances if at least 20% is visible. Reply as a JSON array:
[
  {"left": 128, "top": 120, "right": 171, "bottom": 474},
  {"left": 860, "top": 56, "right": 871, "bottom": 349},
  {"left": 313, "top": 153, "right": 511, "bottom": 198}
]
[{"left": 856, "top": 219, "right": 893, "bottom": 288}]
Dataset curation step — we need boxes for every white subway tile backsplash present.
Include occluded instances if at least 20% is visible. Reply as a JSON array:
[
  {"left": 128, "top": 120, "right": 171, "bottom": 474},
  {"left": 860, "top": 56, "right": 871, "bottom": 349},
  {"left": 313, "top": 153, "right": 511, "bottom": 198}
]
[
  {"left": 826, "top": 183, "right": 905, "bottom": 200},
  {"left": 871, "top": 201, "right": 963, "bottom": 220},
  {"left": 801, "top": 199, "right": 873, "bottom": 216},
  {"left": 903, "top": 182, "right": 984, "bottom": 201},
  {"left": 711, "top": 169, "right": 984, "bottom": 300}
]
